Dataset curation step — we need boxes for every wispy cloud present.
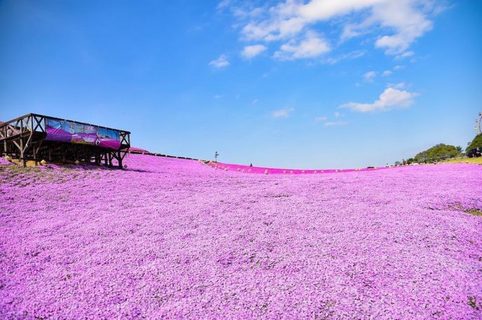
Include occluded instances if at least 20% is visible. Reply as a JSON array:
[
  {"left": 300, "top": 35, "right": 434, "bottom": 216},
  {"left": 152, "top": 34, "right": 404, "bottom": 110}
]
[
  {"left": 242, "top": 44, "right": 267, "bottom": 59},
  {"left": 341, "top": 84, "right": 417, "bottom": 112},
  {"left": 314, "top": 116, "right": 328, "bottom": 122},
  {"left": 315, "top": 112, "right": 347, "bottom": 126},
  {"left": 271, "top": 107, "right": 294, "bottom": 118},
  {"left": 323, "top": 120, "right": 348, "bottom": 127},
  {"left": 362, "top": 65, "right": 400, "bottom": 83},
  {"left": 363, "top": 71, "right": 377, "bottom": 82},
  {"left": 209, "top": 54, "right": 230, "bottom": 69},
  {"left": 217, "top": 0, "right": 231, "bottom": 11},
  {"left": 395, "top": 50, "right": 415, "bottom": 59},
  {"left": 274, "top": 31, "right": 330, "bottom": 60},
  {"left": 382, "top": 70, "right": 392, "bottom": 77},
  {"left": 323, "top": 50, "right": 365, "bottom": 65}
]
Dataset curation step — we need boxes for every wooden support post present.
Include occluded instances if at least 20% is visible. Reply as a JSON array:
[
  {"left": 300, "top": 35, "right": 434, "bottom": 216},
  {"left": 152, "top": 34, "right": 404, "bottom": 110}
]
[
  {"left": 19, "top": 138, "right": 26, "bottom": 167},
  {"left": 113, "top": 151, "right": 121, "bottom": 169},
  {"left": 33, "top": 144, "right": 37, "bottom": 165},
  {"left": 118, "top": 151, "right": 123, "bottom": 169}
]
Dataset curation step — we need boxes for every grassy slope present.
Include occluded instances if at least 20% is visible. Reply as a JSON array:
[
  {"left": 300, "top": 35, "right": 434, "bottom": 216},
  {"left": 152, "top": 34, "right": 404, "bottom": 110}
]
[{"left": 442, "top": 157, "right": 482, "bottom": 165}]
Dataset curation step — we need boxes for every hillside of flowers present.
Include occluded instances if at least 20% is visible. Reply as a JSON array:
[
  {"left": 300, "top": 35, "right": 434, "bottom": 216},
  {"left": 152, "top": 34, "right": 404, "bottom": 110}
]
[
  {"left": 207, "top": 160, "right": 387, "bottom": 174},
  {"left": 1, "top": 154, "right": 481, "bottom": 319}
]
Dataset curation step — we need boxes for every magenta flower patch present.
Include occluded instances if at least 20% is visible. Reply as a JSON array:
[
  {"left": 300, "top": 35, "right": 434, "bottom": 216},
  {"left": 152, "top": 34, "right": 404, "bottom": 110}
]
[{"left": 0, "top": 155, "right": 481, "bottom": 319}]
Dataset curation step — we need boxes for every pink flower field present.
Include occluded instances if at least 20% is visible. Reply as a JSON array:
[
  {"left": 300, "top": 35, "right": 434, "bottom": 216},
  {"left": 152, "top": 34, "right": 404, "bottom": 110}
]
[{"left": 1, "top": 154, "right": 481, "bottom": 319}]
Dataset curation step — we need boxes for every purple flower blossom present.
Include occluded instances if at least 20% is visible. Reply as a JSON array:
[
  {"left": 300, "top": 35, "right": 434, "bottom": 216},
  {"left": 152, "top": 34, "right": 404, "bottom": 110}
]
[{"left": 1, "top": 155, "right": 481, "bottom": 319}]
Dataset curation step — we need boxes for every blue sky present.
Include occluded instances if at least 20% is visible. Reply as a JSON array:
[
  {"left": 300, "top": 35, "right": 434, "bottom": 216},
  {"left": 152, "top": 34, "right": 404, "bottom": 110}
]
[{"left": 1, "top": 0, "right": 481, "bottom": 168}]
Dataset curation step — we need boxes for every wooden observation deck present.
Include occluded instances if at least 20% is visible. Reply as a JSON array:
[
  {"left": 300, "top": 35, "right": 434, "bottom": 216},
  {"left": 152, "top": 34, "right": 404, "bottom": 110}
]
[{"left": 0, "top": 113, "right": 130, "bottom": 168}]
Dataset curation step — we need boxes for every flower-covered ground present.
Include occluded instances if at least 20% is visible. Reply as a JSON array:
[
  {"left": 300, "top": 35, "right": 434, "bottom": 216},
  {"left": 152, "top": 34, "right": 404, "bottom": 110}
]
[
  {"left": 1, "top": 154, "right": 481, "bottom": 319},
  {"left": 206, "top": 160, "right": 387, "bottom": 174}
]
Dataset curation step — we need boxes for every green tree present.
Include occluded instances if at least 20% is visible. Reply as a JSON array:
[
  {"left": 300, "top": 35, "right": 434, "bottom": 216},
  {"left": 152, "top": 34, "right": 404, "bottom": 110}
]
[
  {"left": 413, "top": 144, "right": 461, "bottom": 163},
  {"left": 466, "top": 133, "right": 482, "bottom": 152}
]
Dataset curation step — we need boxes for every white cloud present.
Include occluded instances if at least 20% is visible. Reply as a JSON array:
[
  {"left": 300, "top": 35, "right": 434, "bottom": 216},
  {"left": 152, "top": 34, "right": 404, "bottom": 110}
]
[
  {"left": 209, "top": 54, "right": 230, "bottom": 68},
  {"left": 396, "top": 50, "right": 415, "bottom": 59},
  {"left": 314, "top": 116, "right": 328, "bottom": 122},
  {"left": 340, "top": 18, "right": 373, "bottom": 42},
  {"left": 372, "top": 2, "right": 432, "bottom": 54},
  {"left": 365, "top": 67, "right": 397, "bottom": 81},
  {"left": 315, "top": 112, "right": 347, "bottom": 126},
  {"left": 232, "top": 0, "right": 441, "bottom": 58},
  {"left": 298, "top": 0, "right": 382, "bottom": 21},
  {"left": 242, "top": 44, "right": 267, "bottom": 59},
  {"left": 382, "top": 70, "right": 392, "bottom": 77},
  {"left": 324, "top": 120, "right": 348, "bottom": 127},
  {"left": 389, "top": 82, "right": 408, "bottom": 89},
  {"left": 323, "top": 50, "right": 365, "bottom": 64},
  {"left": 363, "top": 70, "right": 377, "bottom": 82},
  {"left": 272, "top": 107, "right": 294, "bottom": 118},
  {"left": 341, "top": 85, "right": 417, "bottom": 112},
  {"left": 274, "top": 31, "right": 330, "bottom": 60},
  {"left": 217, "top": 0, "right": 231, "bottom": 11}
]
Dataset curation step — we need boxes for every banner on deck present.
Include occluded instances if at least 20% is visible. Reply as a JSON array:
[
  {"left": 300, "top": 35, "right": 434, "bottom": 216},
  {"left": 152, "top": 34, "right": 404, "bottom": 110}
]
[{"left": 45, "top": 118, "right": 121, "bottom": 150}]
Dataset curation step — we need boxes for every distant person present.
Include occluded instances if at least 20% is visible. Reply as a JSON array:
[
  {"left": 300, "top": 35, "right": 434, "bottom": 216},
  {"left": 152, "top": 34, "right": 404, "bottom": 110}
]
[{"left": 249, "top": 163, "right": 253, "bottom": 167}]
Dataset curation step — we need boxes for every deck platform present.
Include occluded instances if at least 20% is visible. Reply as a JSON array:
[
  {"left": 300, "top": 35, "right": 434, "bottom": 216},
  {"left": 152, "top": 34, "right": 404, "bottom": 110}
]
[{"left": 0, "top": 113, "right": 130, "bottom": 168}]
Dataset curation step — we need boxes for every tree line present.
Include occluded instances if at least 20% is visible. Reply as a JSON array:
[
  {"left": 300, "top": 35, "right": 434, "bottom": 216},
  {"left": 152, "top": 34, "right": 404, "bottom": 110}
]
[{"left": 395, "top": 133, "right": 482, "bottom": 165}]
